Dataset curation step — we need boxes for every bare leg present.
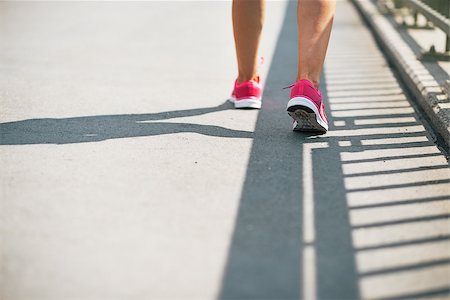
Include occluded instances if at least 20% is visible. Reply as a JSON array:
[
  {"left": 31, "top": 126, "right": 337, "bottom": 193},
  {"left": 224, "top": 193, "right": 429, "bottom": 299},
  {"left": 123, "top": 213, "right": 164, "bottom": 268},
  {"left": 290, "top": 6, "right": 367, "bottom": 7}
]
[
  {"left": 297, "top": 0, "right": 336, "bottom": 89},
  {"left": 232, "top": 0, "right": 265, "bottom": 83}
]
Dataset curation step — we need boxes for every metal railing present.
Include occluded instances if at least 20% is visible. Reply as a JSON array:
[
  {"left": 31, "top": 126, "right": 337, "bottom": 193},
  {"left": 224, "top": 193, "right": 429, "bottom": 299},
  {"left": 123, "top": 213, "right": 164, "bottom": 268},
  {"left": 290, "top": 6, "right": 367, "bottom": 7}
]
[
  {"left": 420, "top": 0, "right": 449, "bottom": 18},
  {"left": 383, "top": 0, "right": 450, "bottom": 61}
]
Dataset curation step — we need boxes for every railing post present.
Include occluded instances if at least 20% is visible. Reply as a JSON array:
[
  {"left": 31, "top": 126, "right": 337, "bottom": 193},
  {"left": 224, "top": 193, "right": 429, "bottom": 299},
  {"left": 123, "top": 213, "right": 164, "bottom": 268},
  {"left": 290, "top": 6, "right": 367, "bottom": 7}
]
[{"left": 446, "top": 35, "right": 450, "bottom": 53}]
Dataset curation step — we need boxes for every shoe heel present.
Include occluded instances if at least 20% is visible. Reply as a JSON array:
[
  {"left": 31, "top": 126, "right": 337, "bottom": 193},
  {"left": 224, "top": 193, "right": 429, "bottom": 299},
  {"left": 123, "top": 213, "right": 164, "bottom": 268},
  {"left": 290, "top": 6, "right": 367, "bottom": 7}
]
[{"left": 288, "top": 107, "right": 326, "bottom": 133}]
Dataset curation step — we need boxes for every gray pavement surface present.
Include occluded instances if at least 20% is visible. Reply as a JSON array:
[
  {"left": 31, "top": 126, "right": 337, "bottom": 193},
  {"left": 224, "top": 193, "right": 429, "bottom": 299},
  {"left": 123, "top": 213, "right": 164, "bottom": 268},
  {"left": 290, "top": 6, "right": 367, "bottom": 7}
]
[{"left": 1, "top": 1, "right": 449, "bottom": 299}]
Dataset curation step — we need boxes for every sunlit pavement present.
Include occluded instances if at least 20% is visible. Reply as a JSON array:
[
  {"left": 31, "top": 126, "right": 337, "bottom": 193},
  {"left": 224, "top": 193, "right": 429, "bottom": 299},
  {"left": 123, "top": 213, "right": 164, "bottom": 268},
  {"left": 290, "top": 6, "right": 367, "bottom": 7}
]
[{"left": 1, "top": 1, "right": 449, "bottom": 299}]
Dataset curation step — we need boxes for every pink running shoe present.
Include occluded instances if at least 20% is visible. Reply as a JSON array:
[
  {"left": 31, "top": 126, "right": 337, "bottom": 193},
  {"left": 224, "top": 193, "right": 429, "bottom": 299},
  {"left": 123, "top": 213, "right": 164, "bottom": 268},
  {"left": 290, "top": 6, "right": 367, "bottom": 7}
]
[
  {"left": 286, "top": 79, "right": 328, "bottom": 133},
  {"left": 230, "top": 76, "right": 262, "bottom": 109}
]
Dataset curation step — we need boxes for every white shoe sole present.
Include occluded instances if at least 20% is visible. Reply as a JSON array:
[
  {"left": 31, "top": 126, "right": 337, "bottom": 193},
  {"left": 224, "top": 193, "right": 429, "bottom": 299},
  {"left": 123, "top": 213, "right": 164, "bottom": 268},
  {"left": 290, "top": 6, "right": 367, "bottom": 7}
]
[
  {"left": 287, "top": 97, "right": 328, "bottom": 133},
  {"left": 230, "top": 97, "right": 262, "bottom": 109}
]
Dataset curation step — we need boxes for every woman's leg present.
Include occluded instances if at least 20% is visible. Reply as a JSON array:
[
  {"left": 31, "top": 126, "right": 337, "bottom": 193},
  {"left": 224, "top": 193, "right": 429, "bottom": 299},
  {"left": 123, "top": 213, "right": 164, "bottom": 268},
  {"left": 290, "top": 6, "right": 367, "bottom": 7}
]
[
  {"left": 232, "top": 0, "right": 265, "bottom": 83},
  {"left": 297, "top": 0, "right": 336, "bottom": 89}
]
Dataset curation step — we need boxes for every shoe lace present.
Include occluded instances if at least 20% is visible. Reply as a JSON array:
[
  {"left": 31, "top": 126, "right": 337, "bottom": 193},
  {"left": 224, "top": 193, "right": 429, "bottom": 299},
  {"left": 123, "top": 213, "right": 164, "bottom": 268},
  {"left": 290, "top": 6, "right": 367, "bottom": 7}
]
[{"left": 282, "top": 83, "right": 295, "bottom": 90}]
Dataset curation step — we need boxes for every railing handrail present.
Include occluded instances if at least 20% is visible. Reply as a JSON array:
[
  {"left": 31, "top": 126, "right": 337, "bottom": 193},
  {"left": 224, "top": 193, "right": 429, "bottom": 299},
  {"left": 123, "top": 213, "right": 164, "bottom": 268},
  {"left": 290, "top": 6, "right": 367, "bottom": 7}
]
[{"left": 403, "top": 0, "right": 450, "bottom": 35}]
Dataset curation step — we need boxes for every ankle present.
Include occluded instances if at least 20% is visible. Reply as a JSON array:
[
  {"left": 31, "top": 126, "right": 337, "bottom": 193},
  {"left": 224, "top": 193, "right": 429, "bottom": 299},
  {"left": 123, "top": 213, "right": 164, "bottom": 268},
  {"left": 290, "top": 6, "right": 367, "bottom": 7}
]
[
  {"left": 237, "top": 73, "right": 259, "bottom": 84},
  {"left": 296, "top": 75, "right": 320, "bottom": 89}
]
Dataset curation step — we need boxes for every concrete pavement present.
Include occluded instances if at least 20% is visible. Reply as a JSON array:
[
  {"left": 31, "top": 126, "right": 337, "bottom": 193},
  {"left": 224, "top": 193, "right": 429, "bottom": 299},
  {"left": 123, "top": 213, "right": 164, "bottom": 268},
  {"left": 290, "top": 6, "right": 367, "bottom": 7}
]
[{"left": 1, "top": 1, "right": 449, "bottom": 299}]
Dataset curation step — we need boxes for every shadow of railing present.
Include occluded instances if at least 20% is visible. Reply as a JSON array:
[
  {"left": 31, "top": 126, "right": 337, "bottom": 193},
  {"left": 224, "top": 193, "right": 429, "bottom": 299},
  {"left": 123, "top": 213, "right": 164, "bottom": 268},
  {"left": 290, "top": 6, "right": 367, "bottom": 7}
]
[
  {"left": 220, "top": 0, "right": 449, "bottom": 299},
  {"left": 317, "top": 69, "right": 450, "bottom": 299},
  {"left": 326, "top": 5, "right": 450, "bottom": 298}
]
